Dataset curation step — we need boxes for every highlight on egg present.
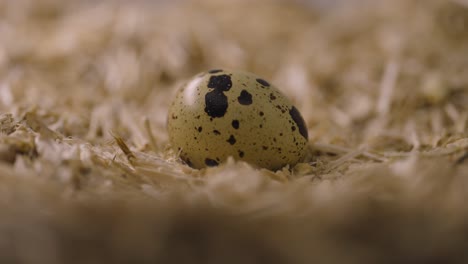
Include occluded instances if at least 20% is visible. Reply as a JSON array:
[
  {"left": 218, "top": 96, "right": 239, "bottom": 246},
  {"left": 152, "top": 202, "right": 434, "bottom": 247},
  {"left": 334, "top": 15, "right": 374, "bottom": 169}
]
[{"left": 167, "top": 69, "right": 309, "bottom": 170}]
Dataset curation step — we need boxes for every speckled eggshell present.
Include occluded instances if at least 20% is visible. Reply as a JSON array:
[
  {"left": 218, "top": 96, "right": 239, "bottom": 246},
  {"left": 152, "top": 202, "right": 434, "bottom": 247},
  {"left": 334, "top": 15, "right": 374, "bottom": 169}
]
[{"left": 167, "top": 69, "right": 309, "bottom": 170}]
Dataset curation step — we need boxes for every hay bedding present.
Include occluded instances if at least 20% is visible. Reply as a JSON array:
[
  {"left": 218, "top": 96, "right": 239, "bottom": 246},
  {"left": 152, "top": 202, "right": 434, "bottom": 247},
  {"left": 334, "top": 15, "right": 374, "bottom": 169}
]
[{"left": 0, "top": 0, "right": 467, "bottom": 263}]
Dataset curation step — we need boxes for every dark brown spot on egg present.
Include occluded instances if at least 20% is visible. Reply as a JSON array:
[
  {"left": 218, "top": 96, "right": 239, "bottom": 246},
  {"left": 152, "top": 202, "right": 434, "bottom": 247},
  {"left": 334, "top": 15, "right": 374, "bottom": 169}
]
[
  {"left": 259, "top": 111, "right": 264, "bottom": 116},
  {"left": 197, "top": 126, "right": 203, "bottom": 132},
  {"left": 227, "top": 135, "right": 236, "bottom": 145},
  {"left": 232, "top": 120, "right": 239, "bottom": 129},
  {"left": 208, "top": 74, "right": 232, "bottom": 92},
  {"left": 262, "top": 146, "right": 268, "bottom": 150},
  {"left": 180, "top": 153, "right": 192, "bottom": 166},
  {"left": 238, "top": 90, "right": 253, "bottom": 105},
  {"left": 238, "top": 150, "right": 244, "bottom": 158},
  {"left": 213, "top": 130, "right": 221, "bottom": 135},
  {"left": 205, "top": 158, "right": 218, "bottom": 167},
  {"left": 289, "top": 106, "right": 308, "bottom": 140},
  {"left": 269, "top": 93, "right": 277, "bottom": 100},
  {"left": 204, "top": 91, "right": 228, "bottom": 118},
  {"left": 256, "top": 78, "right": 270, "bottom": 87},
  {"left": 291, "top": 126, "right": 296, "bottom": 131}
]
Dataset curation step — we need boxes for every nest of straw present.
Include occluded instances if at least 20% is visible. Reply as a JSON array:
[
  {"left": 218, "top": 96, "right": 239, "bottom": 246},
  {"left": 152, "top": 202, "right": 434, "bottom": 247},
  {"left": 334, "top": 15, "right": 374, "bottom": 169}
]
[{"left": 0, "top": 0, "right": 467, "bottom": 263}]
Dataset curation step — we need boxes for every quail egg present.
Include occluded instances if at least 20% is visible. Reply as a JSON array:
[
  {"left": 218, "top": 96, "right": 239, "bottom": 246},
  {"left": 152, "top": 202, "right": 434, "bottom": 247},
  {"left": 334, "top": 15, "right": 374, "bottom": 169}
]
[{"left": 167, "top": 69, "right": 308, "bottom": 170}]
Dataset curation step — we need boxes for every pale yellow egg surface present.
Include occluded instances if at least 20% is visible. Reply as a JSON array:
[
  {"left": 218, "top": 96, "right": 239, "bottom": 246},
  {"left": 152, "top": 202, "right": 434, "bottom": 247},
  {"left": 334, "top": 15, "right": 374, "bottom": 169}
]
[{"left": 167, "top": 69, "right": 308, "bottom": 170}]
